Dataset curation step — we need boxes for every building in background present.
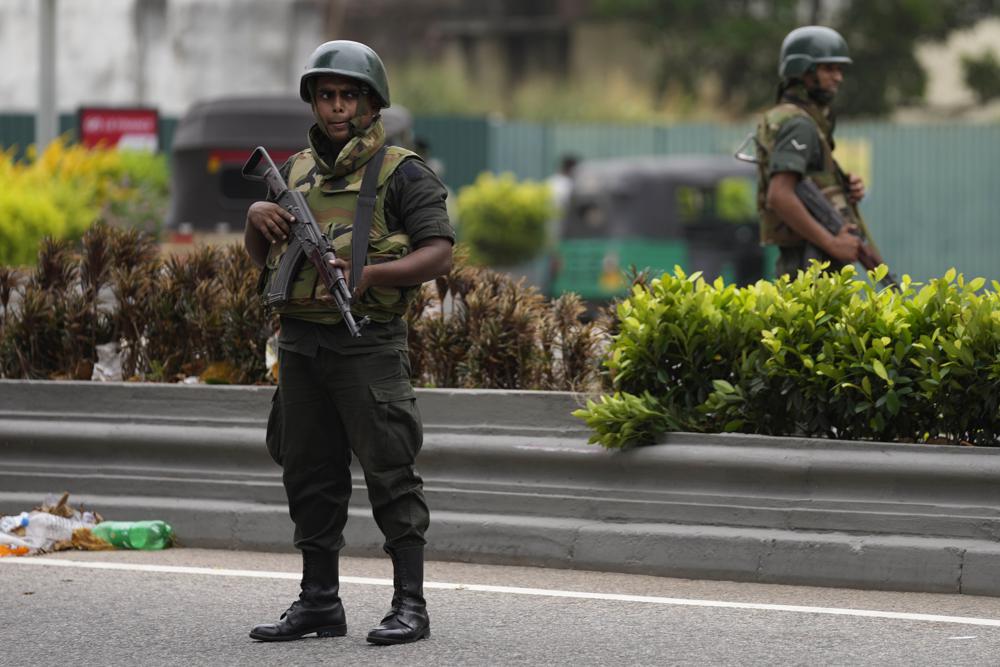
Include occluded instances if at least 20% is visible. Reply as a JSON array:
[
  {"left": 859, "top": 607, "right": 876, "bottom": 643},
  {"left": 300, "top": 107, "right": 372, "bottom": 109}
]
[
  {"left": 0, "top": 0, "right": 327, "bottom": 116},
  {"left": 3, "top": 0, "right": 997, "bottom": 121},
  {"left": 0, "top": 0, "right": 652, "bottom": 118}
]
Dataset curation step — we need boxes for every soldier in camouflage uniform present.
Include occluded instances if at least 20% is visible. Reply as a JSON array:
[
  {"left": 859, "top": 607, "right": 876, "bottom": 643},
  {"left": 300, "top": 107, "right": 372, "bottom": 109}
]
[
  {"left": 243, "top": 40, "right": 453, "bottom": 645},
  {"left": 755, "top": 26, "right": 883, "bottom": 278}
]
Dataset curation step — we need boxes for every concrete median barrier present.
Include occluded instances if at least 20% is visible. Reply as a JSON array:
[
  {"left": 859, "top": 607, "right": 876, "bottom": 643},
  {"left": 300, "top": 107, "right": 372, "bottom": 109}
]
[{"left": 2, "top": 379, "right": 1000, "bottom": 595}]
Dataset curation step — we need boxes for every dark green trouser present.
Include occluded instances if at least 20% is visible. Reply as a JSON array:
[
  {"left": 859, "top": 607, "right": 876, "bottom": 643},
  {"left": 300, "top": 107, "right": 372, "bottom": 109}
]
[
  {"left": 775, "top": 244, "right": 848, "bottom": 279},
  {"left": 272, "top": 345, "right": 429, "bottom": 553}
]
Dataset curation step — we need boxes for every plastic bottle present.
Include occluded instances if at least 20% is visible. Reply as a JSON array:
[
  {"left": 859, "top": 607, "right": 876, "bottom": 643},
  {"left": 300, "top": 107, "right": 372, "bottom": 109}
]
[
  {"left": 90, "top": 521, "right": 174, "bottom": 550},
  {"left": 23, "top": 512, "right": 91, "bottom": 550},
  {"left": 0, "top": 511, "right": 29, "bottom": 533}
]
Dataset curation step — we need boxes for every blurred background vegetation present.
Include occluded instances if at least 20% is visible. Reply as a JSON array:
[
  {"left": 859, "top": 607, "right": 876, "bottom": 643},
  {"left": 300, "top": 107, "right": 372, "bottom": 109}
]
[
  {"left": 2, "top": 0, "right": 1000, "bottom": 405},
  {"left": 380, "top": 0, "right": 1000, "bottom": 122},
  {"left": 0, "top": 141, "right": 168, "bottom": 266}
]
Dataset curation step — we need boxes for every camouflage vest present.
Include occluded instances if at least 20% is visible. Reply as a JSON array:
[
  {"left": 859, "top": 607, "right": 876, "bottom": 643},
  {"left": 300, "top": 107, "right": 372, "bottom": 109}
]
[
  {"left": 261, "top": 146, "right": 420, "bottom": 324},
  {"left": 755, "top": 102, "right": 857, "bottom": 246}
]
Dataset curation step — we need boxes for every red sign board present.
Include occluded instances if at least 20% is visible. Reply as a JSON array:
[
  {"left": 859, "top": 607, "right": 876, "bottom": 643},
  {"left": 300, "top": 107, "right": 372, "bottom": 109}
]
[
  {"left": 78, "top": 107, "right": 160, "bottom": 152},
  {"left": 206, "top": 148, "right": 298, "bottom": 170}
]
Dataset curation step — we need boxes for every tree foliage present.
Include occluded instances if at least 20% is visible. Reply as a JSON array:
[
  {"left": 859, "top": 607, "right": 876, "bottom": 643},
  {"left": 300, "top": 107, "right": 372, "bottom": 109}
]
[
  {"left": 593, "top": 0, "right": 1000, "bottom": 117},
  {"left": 962, "top": 49, "right": 1000, "bottom": 104}
]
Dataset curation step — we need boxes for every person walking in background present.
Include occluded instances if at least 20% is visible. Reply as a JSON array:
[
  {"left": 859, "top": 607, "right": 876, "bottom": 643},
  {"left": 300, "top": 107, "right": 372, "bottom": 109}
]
[
  {"left": 547, "top": 153, "right": 579, "bottom": 216},
  {"left": 754, "top": 26, "right": 884, "bottom": 278},
  {"left": 243, "top": 40, "right": 454, "bottom": 645}
]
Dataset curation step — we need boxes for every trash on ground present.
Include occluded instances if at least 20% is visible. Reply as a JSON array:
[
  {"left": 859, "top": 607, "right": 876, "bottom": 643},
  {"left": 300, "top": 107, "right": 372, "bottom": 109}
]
[
  {"left": 90, "top": 521, "right": 174, "bottom": 550},
  {"left": 0, "top": 511, "right": 29, "bottom": 533},
  {"left": 91, "top": 341, "right": 123, "bottom": 381},
  {"left": 266, "top": 332, "right": 279, "bottom": 381},
  {"left": 200, "top": 360, "right": 240, "bottom": 385},
  {"left": 0, "top": 492, "right": 176, "bottom": 556}
]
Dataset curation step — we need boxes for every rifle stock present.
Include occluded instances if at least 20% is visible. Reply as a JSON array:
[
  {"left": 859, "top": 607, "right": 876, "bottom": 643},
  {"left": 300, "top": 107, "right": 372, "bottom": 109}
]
[{"left": 242, "top": 146, "right": 368, "bottom": 336}]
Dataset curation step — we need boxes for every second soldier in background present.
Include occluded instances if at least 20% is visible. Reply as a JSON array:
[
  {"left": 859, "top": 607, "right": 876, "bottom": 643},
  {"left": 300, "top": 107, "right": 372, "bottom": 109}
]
[{"left": 755, "top": 26, "right": 885, "bottom": 278}]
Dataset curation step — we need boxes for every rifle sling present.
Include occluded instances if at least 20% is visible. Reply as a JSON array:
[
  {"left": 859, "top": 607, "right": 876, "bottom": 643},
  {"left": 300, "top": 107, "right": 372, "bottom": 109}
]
[{"left": 350, "top": 146, "right": 388, "bottom": 294}]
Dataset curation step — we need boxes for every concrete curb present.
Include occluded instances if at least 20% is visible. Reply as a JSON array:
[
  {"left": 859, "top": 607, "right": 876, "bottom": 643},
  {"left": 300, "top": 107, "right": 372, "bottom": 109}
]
[{"left": 2, "top": 379, "right": 999, "bottom": 595}]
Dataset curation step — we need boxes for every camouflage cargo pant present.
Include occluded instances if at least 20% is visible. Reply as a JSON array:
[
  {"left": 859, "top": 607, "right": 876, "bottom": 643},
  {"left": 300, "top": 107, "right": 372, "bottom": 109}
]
[{"left": 267, "top": 345, "right": 428, "bottom": 553}]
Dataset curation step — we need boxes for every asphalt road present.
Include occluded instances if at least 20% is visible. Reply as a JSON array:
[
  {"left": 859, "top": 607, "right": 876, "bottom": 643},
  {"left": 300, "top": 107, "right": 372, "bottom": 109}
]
[{"left": 3, "top": 548, "right": 1000, "bottom": 666}]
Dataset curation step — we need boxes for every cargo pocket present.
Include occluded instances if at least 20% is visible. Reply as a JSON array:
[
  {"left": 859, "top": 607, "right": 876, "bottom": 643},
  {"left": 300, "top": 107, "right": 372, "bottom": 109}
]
[
  {"left": 265, "top": 388, "right": 284, "bottom": 466},
  {"left": 369, "top": 378, "right": 422, "bottom": 469}
]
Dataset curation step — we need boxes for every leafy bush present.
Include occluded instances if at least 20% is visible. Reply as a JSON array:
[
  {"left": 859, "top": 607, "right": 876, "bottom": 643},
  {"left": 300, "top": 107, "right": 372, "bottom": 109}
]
[
  {"left": 0, "top": 223, "right": 271, "bottom": 383},
  {"left": 0, "top": 140, "right": 169, "bottom": 266},
  {"left": 405, "top": 249, "right": 603, "bottom": 391},
  {"left": 0, "top": 225, "right": 603, "bottom": 391},
  {"left": 575, "top": 263, "right": 1000, "bottom": 448},
  {"left": 456, "top": 172, "right": 554, "bottom": 267}
]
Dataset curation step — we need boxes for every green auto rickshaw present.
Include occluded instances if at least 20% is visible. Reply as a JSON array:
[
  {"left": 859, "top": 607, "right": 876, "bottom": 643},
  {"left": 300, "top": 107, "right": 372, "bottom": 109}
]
[{"left": 547, "top": 154, "right": 773, "bottom": 303}]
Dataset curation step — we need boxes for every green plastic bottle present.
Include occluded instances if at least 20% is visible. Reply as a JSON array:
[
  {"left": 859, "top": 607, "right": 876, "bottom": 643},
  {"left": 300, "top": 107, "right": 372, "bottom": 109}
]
[{"left": 90, "top": 520, "right": 174, "bottom": 550}]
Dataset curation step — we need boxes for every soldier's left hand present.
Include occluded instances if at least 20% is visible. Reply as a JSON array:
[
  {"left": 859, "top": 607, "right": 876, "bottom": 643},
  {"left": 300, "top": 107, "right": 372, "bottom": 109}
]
[
  {"left": 847, "top": 173, "right": 866, "bottom": 204},
  {"left": 329, "top": 257, "right": 370, "bottom": 299}
]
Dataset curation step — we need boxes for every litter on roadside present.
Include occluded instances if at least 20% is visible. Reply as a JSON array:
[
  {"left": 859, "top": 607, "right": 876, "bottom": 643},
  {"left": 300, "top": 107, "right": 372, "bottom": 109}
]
[{"left": 0, "top": 492, "right": 175, "bottom": 557}]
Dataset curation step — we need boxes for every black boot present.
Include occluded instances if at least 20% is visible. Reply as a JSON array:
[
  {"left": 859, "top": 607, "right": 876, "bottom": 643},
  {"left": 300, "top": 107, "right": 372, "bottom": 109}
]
[
  {"left": 250, "top": 550, "right": 347, "bottom": 641},
  {"left": 366, "top": 545, "right": 430, "bottom": 645}
]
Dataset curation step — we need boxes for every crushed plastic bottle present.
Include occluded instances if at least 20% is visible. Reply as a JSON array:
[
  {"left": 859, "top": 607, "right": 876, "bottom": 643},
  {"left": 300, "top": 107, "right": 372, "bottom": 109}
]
[
  {"left": 90, "top": 521, "right": 174, "bottom": 550},
  {"left": 0, "top": 511, "right": 29, "bottom": 533},
  {"left": 23, "top": 512, "right": 93, "bottom": 551}
]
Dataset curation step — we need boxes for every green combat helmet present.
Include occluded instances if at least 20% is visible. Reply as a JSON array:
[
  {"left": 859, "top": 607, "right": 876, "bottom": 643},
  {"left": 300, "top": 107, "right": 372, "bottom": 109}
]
[
  {"left": 778, "top": 26, "right": 852, "bottom": 79},
  {"left": 299, "top": 40, "right": 391, "bottom": 107}
]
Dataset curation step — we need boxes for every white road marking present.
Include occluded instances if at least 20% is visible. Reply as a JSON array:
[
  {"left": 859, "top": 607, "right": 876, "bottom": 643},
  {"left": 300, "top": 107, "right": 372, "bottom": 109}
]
[{"left": 4, "top": 557, "right": 1000, "bottom": 628}]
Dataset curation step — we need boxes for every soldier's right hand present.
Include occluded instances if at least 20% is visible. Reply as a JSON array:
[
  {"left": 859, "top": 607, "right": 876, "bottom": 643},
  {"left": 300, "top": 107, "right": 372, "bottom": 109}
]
[
  {"left": 247, "top": 202, "right": 294, "bottom": 244},
  {"left": 826, "top": 223, "right": 862, "bottom": 264}
]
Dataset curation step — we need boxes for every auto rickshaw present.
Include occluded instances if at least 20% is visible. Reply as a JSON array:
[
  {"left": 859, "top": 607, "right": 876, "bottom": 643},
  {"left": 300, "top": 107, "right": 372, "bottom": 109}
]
[
  {"left": 547, "top": 154, "right": 772, "bottom": 303},
  {"left": 166, "top": 95, "right": 414, "bottom": 233}
]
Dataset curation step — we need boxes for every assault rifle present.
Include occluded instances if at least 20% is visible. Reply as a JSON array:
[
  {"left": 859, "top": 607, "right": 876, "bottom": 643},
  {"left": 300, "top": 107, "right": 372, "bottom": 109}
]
[
  {"left": 242, "top": 146, "right": 368, "bottom": 337},
  {"left": 795, "top": 178, "right": 899, "bottom": 290}
]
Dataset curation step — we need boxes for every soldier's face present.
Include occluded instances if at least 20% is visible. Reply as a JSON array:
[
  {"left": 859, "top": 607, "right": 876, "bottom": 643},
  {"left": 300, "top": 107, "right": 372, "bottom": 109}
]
[
  {"left": 312, "top": 75, "right": 377, "bottom": 142},
  {"left": 808, "top": 63, "right": 844, "bottom": 97}
]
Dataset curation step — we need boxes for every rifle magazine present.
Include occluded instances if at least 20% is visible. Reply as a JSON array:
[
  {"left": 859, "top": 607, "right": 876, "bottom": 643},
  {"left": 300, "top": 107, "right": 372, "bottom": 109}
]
[{"left": 264, "top": 238, "right": 307, "bottom": 308}]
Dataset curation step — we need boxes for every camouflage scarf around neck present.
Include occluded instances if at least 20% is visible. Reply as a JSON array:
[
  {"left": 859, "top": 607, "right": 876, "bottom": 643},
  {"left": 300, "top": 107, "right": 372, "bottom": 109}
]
[
  {"left": 307, "top": 116, "right": 387, "bottom": 180},
  {"left": 780, "top": 81, "right": 836, "bottom": 146}
]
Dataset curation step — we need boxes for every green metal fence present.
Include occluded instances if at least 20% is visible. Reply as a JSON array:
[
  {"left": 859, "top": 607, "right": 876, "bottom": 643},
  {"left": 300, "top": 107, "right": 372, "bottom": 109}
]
[
  {"left": 3, "top": 112, "right": 998, "bottom": 282},
  {"left": 414, "top": 116, "right": 1000, "bottom": 283}
]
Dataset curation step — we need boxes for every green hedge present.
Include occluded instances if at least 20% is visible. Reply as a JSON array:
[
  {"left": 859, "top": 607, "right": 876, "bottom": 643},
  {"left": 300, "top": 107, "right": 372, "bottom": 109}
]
[{"left": 575, "top": 263, "right": 1000, "bottom": 448}]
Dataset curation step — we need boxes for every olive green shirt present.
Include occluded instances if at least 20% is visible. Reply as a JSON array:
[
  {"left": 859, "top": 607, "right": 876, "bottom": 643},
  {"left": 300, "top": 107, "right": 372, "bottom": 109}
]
[
  {"left": 768, "top": 116, "right": 824, "bottom": 176},
  {"left": 274, "top": 154, "right": 454, "bottom": 357}
]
